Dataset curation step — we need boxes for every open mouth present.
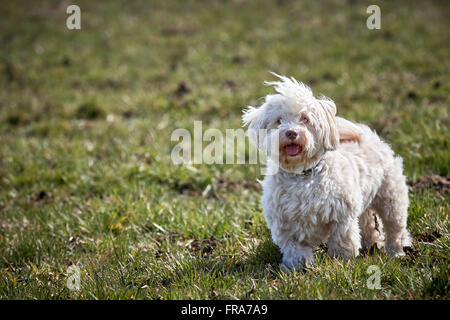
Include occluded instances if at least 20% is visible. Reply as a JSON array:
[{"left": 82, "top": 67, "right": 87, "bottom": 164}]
[{"left": 284, "top": 143, "right": 302, "bottom": 157}]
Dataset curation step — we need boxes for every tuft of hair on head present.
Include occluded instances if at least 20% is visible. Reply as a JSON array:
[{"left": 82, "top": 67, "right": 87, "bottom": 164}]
[
  {"left": 242, "top": 105, "right": 265, "bottom": 150},
  {"left": 242, "top": 106, "right": 259, "bottom": 127},
  {"left": 264, "top": 72, "right": 314, "bottom": 106}
]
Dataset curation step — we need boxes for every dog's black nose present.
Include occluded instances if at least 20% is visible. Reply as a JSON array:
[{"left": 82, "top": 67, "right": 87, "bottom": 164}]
[{"left": 285, "top": 130, "right": 298, "bottom": 140}]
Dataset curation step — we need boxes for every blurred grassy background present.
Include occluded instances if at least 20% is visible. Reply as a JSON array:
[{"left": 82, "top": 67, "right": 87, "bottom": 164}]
[{"left": 0, "top": 0, "right": 448, "bottom": 299}]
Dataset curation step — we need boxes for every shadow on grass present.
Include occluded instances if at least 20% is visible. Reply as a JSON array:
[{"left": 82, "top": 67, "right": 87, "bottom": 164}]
[{"left": 170, "top": 236, "right": 283, "bottom": 282}]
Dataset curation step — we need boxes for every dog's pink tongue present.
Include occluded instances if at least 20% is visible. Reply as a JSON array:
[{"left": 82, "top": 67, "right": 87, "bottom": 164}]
[{"left": 285, "top": 144, "right": 301, "bottom": 156}]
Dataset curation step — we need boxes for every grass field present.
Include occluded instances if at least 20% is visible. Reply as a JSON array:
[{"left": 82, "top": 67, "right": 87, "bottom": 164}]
[{"left": 0, "top": 0, "right": 448, "bottom": 299}]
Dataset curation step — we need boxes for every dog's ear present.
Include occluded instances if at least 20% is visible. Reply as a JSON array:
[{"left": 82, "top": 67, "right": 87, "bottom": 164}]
[
  {"left": 317, "top": 98, "right": 339, "bottom": 151},
  {"left": 242, "top": 105, "right": 267, "bottom": 150}
]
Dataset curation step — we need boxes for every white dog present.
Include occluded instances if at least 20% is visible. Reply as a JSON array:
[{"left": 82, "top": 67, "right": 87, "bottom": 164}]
[{"left": 242, "top": 74, "right": 411, "bottom": 270}]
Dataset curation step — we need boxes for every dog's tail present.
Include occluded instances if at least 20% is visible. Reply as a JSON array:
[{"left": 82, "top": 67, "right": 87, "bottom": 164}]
[{"left": 336, "top": 117, "right": 363, "bottom": 144}]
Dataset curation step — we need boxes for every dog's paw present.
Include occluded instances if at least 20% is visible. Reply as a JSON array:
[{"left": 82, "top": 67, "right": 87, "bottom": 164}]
[
  {"left": 385, "top": 237, "right": 411, "bottom": 257},
  {"left": 385, "top": 247, "right": 406, "bottom": 257},
  {"left": 280, "top": 262, "right": 301, "bottom": 273},
  {"left": 280, "top": 262, "right": 294, "bottom": 273},
  {"left": 280, "top": 256, "right": 313, "bottom": 272}
]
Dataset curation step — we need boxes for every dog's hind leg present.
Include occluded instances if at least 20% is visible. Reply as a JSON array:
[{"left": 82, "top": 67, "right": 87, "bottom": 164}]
[
  {"left": 359, "top": 209, "right": 384, "bottom": 248},
  {"left": 372, "top": 157, "right": 412, "bottom": 256}
]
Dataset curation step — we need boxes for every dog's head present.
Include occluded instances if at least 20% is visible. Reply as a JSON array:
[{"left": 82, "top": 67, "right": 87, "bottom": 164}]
[{"left": 242, "top": 73, "right": 339, "bottom": 172}]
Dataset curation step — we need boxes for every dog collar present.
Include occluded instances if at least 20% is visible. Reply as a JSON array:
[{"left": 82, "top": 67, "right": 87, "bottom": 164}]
[{"left": 280, "top": 158, "right": 326, "bottom": 178}]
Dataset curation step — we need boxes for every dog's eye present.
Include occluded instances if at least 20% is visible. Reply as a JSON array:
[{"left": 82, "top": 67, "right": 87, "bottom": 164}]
[
  {"left": 300, "top": 115, "right": 309, "bottom": 123},
  {"left": 276, "top": 118, "right": 281, "bottom": 125}
]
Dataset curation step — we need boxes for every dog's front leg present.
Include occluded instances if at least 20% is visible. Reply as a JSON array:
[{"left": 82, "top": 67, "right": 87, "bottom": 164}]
[
  {"left": 327, "top": 218, "right": 361, "bottom": 260},
  {"left": 278, "top": 240, "right": 314, "bottom": 272}
]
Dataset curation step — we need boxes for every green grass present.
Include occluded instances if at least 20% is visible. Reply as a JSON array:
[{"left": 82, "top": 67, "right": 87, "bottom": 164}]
[{"left": 0, "top": 0, "right": 448, "bottom": 299}]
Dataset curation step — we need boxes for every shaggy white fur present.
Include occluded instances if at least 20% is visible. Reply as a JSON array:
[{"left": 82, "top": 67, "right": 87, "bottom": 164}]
[{"left": 242, "top": 74, "right": 411, "bottom": 270}]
